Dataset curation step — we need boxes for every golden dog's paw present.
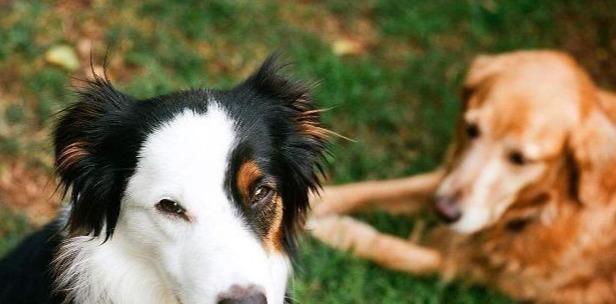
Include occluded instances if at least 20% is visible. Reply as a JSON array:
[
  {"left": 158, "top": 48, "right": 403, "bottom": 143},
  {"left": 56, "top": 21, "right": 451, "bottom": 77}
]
[{"left": 306, "top": 215, "right": 377, "bottom": 251}]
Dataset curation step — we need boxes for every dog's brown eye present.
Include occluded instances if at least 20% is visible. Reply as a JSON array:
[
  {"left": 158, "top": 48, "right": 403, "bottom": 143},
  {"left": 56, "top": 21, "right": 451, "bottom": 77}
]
[
  {"left": 466, "top": 123, "right": 480, "bottom": 139},
  {"left": 156, "top": 199, "right": 186, "bottom": 216},
  {"left": 508, "top": 151, "right": 526, "bottom": 165},
  {"left": 250, "top": 185, "right": 275, "bottom": 206}
]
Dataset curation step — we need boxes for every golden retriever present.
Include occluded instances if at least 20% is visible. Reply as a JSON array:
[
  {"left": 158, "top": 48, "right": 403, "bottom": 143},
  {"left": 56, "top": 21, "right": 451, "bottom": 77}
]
[{"left": 309, "top": 50, "right": 616, "bottom": 303}]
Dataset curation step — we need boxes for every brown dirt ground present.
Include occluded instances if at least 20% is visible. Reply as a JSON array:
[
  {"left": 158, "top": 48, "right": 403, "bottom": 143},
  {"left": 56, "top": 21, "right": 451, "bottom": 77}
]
[{"left": 0, "top": 158, "right": 61, "bottom": 225}]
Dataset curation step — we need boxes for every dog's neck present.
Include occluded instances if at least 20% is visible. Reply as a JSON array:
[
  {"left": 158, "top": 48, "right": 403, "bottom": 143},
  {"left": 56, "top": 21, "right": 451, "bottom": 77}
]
[{"left": 54, "top": 232, "right": 178, "bottom": 304}]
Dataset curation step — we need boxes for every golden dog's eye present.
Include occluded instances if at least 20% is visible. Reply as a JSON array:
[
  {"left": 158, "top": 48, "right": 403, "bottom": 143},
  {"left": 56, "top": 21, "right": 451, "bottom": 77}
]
[
  {"left": 508, "top": 151, "right": 526, "bottom": 166},
  {"left": 251, "top": 185, "right": 275, "bottom": 206},
  {"left": 466, "top": 123, "right": 480, "bottom": 139},
  {"left": 156, "top": 199, "right": 186, "bottom": 216}
]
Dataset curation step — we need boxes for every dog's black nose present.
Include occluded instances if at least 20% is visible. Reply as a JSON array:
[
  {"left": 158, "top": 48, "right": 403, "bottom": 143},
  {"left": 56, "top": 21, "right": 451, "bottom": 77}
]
[
  {"left": 217, "top": 285, "right": 267, "bottom": 304},
  {"left": 434, "top": 195, "right": 462, "bottom": 223}
]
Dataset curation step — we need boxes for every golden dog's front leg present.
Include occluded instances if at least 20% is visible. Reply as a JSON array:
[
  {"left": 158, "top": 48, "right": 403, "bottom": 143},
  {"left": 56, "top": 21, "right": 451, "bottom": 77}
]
[
  {"left": 307, "top": 215, "right": 442, "bottom": 274},
  {"left": 311, "top": 169, "right": 445, "bottom": 216}
]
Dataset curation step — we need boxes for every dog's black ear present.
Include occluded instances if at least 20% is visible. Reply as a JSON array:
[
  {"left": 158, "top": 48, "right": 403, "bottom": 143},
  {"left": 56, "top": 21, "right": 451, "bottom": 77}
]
[
  {"left": 54, "top": 76, "right": 132, "bottom": 239},
  {"left": 243, "top": 54, "right": 330, "bottom": 252}
]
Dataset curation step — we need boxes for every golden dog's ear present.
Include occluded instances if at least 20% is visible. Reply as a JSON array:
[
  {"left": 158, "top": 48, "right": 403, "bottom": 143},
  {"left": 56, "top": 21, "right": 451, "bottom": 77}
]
[
  {"left": 567, "top": 85, "right": 616, "bottom": 206},
  {"left": 449, "top": 55, "right": 505, "bottom": 165},
  {"left": 451, "top": 54, "right": 510, "bottom": 162},
  {"left": 464, "top": 54, "right": 516, "bottom": 90},
  {"left": 461, "top": 53, "right": 519, "bottom": 111}
]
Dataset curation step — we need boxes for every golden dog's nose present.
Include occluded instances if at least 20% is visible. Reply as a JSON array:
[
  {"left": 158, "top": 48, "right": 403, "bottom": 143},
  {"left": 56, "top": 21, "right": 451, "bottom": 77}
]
[{"left": 434, "top": 194, "right": 462, "bottom": 223}]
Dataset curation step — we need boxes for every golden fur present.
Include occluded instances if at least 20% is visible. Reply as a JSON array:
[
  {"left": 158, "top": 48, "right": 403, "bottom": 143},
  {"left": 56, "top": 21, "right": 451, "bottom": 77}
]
[{"left": 309, "top": 50, "right": 616, "bottom": 303}]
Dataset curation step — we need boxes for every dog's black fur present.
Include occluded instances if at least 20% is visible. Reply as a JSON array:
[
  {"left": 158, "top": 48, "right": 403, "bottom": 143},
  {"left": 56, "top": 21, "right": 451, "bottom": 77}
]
[{"left": 0, "top": 223, "right": 64, "bottom": 303}]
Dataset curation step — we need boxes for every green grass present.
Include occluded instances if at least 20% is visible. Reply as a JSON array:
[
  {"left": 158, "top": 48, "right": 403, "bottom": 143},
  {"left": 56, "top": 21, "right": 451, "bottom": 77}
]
[{"left": 1, "top": 0, "right": 614, "bottom": 302}]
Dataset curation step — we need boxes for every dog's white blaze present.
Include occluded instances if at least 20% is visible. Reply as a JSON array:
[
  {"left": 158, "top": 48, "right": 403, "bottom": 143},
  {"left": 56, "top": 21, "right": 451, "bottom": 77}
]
[
  {"left": 450, "top": 147, "right": 502, "bottom": 233},
  {"left": 57, "top": 104, "right": 290, "bottom": 304}
]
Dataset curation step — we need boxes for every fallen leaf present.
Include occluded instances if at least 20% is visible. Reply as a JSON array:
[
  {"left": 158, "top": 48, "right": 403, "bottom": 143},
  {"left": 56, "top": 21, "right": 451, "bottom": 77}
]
[
  {"left": 332, "top": 38, "right": 365, "bottom": 56},
  {"left": 45, "top": 44, "right": 80, "bottom": 71}
]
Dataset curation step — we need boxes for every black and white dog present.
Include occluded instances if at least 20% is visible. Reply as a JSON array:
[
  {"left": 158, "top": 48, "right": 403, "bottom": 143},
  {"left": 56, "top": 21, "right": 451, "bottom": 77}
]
[{"left": 0, "top": 55, "right": 328, "bottom": 304}]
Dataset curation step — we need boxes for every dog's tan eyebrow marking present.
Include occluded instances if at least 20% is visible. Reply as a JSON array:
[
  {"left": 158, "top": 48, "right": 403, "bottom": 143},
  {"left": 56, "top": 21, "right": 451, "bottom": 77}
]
[
  {"left": 236, "top": 161, "right": 285, "bottom": 251},
  {"left": 264, "top": 195, "right": 284, "bottom": 252},
  {"left": 236, "top": 160, "right": 263, "bottom": 203}
]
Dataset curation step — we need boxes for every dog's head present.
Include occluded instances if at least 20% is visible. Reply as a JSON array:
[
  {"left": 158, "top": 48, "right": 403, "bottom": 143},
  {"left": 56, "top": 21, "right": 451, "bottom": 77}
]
[
  {"left": 435, "top": 50, "right": 616, "bottom": 234},
  {"left": 53, "top": 55, "right": 328, "bottom": 303}
]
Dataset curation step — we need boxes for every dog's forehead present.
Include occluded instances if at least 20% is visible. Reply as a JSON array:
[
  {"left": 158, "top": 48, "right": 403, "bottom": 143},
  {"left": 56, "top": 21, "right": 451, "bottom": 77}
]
[
  {"left": 465, "top": 63, "right": 580, "bottom": 155},
  {"left": 467, "top": 103, "right": 567, "bottom": 159},
  {"left": 137, "top": 102, "right": 237, "bottom": 185}
]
